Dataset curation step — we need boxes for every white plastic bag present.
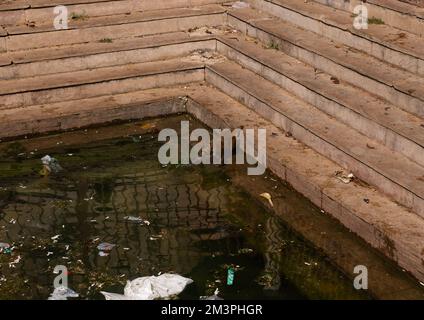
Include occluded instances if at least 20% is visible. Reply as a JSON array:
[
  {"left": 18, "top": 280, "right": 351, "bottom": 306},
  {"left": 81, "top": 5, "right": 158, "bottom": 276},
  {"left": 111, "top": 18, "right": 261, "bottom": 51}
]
[{"left": 101, "top": 273, "right": 193, "bottom": 300}]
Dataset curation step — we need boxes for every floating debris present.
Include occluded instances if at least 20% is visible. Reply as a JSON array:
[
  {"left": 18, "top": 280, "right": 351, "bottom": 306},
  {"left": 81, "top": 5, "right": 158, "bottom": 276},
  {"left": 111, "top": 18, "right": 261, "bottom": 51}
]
[
  {"left": 200, "top": 288, "right": 223, "bottom": 300},
  {"left": 101, "top": 274, "right": 193, "bottom": 300},
  {"left": 0, "top": 243, "right": 12, "bottom": 254},
  {"left": 149, "top": 235, "right": 163, "bottom": 241},
  {"left": 227, "top": 268, "right": 235, "bottom": 286},
  {"left": 84, "top": 194, "right": 95, "bottom": 201},
  {"left": 260, "top": 192, "right": 274, "bottom": 207},
  {"left": 48, "top": 286, "right": 79, "bottom": 300},
  {"left": 40, "top": 155, "right": 63, "bottom": 176},
  {"left": 238, "top": 248, "right": 254, "bottom": 254},
  {"left": 97, "top": 242, "right": 116, "bottom": 252},
  {"left": 139, "top": 123, "right": 157, "bottom": 130},
  {"left": 0, "top": 243, "right": 10, "bottom": 249},
  {"left": 8, "top": 255, "right": 21, "bottom": 268},
  {"left": 123, "top": 216, "right": 150, "bottom": 225}
]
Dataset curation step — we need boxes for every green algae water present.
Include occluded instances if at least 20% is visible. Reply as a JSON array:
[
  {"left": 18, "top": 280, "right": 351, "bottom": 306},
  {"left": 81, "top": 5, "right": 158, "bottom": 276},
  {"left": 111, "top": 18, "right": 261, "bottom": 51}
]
[{"left": 0, "top": 115, "right": 422, "bottom": 300}]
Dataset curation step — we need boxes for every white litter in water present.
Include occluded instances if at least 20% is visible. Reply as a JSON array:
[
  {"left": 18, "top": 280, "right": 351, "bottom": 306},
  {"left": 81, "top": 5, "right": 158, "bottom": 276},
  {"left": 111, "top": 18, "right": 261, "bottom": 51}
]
[
  {"left": 101, "top": 274, "right": 193, "bottom": 300},
  {"left": 0, "top": 242, "right": 10, "bottom": 249},
  {"left": 200, "top": 288, "right": 223, "bottom": 300},
  {"left": 48, "top": 286, "right": 79, "bottom": 300},
  {"left": 41, "top": 155, "right": 63, "bottom": 173},
  {"left": 8, "top": 255, "right": 21, "bottom": 268},
  {"left": 97, "top": 242, "right": 116, "bottom": 251},
  {"left": 260, "top": 192, "right": 274, "bottom": 207}
]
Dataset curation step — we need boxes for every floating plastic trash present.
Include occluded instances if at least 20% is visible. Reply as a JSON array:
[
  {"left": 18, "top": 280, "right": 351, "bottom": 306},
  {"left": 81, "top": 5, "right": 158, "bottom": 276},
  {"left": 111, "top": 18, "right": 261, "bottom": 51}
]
[
  {"left": 0, "top": 242, "right": 11, "bottom": 254},
  {"left": 0, "top": 242, "right": 10, "bottom": 249},
  {"left": 200, "top": 288, "right": 223, "bottom": 300},
  {"left": 97, "top": 242, "right": 116, "bottom": 251},
  {"left": 8, "top": 255, "right": 21, "bottom": 268},
  {"left": 40, "top": 155, "right": 63, "bottom": 175},
  {"left": 124, "top": 216, "right": 148, "bottom": 224},
  {"left": 227, "top": 268, "right": 235, "bottom": 286},
  {"left": 260, "top": 192, "right": 274, "bottom": 207},
  {"left": 48, "top": 286, "right": 79, "bottom": 300},
  {"left": 101, "top": 273, "right": 193, "bottom": 300}
]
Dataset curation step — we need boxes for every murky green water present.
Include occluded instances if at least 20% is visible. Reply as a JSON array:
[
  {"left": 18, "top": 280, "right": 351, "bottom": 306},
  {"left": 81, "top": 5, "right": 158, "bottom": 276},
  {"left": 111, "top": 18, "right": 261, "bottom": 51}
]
[{"left": 0, "top": 115, "right": 413, "bottom": 300}]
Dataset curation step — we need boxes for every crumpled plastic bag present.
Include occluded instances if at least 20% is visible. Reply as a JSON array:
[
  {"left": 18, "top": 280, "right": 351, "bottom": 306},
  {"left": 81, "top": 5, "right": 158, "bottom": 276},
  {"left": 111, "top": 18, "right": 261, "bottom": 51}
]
[
  {"left": 0, "top": 242, "right": 11, "bottom": 254},
  {"left": 41, "top": 155, "right": 63, "bottom": 175},
  {"left": 200, "top": 288, "right": 223, "bottom": 300},
  {"left": 48, "top": 286, "right": 79, "bottom": 300},
  {"left": 101, "top": 274, "right": 193, "bottom": 300},
  {"left": 97, "top": 242, "right": 116, "bottom": 251}
]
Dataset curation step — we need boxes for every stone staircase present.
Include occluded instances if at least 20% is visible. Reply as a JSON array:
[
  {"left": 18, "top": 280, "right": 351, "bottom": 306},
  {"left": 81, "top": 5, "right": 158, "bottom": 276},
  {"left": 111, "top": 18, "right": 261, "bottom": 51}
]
[{"left": 0, "top": 0, "right": 423, "bottom": 288}]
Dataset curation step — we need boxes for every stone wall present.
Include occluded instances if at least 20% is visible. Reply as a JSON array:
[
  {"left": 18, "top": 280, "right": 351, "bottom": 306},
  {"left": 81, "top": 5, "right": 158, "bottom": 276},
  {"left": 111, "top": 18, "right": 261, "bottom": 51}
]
[{"left": 398, "top": 0, "right": 424, "bottom": 7}]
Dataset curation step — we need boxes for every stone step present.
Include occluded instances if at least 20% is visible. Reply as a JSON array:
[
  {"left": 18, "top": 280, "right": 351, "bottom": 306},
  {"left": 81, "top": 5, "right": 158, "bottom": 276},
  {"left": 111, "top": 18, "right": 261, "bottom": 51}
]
[
  {"left": 313, "top": 0, "right": 424, "bottom": 37},
  {"left": 0, "top": 0, "right": 123, "bottom": 10},
  {"left": 0, "top": 0, "right": 130, "bottom": 26},
  {"left": 245, "top": 0, "right": 424, "bottom": 76},
  {"left": 1, "top": 4, "right": 226, "bottom": 51},
  {"left": 0, "top": 0, "right": 227, "bottom": 26},
  {"left": 217, "top": 35, "right": 424, "bottom": 167},
  {"left": 398, "top": 0, "right": 424, "bottom": 7},
  {"left": 0, "top": 58, "right": 205, "bottom": 109},
  {"left": 205, "top": 60, "right": 424, "bottom": 218},
  {"left": 0, "top": 33, "right": 216, "bottom": 79},
  {"left": 187, "top": 85, "right": 424, "bottom": 285},
  {"left": 227, "top": 6, "right": 424, "bottom": 118},
  {"left": 1, "top": 81, "right": 423, "bottom": 283},
  {"left": 0, "top": 87, "right": 187, "bottom": 138},
  {"left": 4, "top": 30, "right": 421, "bottom": 167}
]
